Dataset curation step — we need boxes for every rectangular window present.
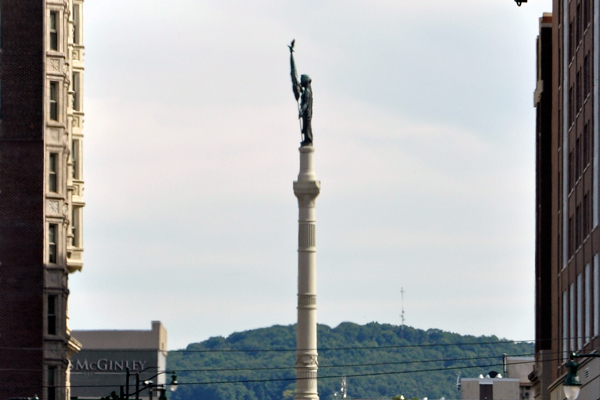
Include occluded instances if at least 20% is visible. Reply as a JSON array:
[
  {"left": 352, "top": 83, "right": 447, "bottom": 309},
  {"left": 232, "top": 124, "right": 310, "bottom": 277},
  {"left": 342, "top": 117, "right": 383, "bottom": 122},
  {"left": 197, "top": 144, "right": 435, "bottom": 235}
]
[
  {"left": 576, "top": 205, "right": 581, "bottom": 247},
  {"left": 577, "top": 71, "right": 582, "bottom": 112},
  {"left": 576, "top": 136, "right": 581, "bottom": 178},
  {"left": 72, "top": 140, "right": 79, "bottom": 179},
  {"left": 584, "top": 123, "right": 590, "bottom": 167},
  {"left": 571, "top": 282, "right": 576, "bottom": 351},
  {"left": 569, "top": 216, "right": 574, "bottom": 257},
  {"left": 47, "top": 295, "right": 57, "bottom": 335},
  {"left": 589, "top": 193, "right": 592, "bottom": 234},
  {"left": 559, "top": 229, "right": 562, "bottom": 270},
  {"left": 569, "top": 150, "right": 574, "bottom": 190},
  {"left": 578, "top": 273, "right": 584, "bottom": 348},
  {"left": 595, "top": 254, "right": 599, "bottom": 336},
  {"left": 49, "top": 81, "right": 58, "bottom": 121},
  {"left": 569, "top": 86, "right": 574, "bottom": 125},
  {"left": 584, "top": 194, "right": 589, "bottom": 236},
  {"left": 559, "top": 170, "right": 562, "bottom": 204},
  {"left": 586, "top": 264, "right": 591, "bottom": 342},
  {"left": 73, "top": 4, "right": 80, "bottom": 44},
  {"left": 49, "top": 11, "right": 58, "bottom": 51},
  {"left": 558, "top": 0, "right": 562, "bottom": 25},
  {"left": 48, "top": 224, "right": 57, "bottom": 264},
  {"left": 564, "top": 289, "right": 569, "bottom": 359},
  {"left": 559, "top": 46, "right": 563, "bottom": 88},
  {"left": 584, "top": 0, "right": 591, "bottom": 26},
  {"left": 584, "top": 55, "right": 590, "bottom": 96},
  {"left": 570, "top": 21, "right": 574, "bottom": 60},
  {"left": 48, "top": 366, "right": 57, "bottom": 400},
  {"left": 72, "top": 206, "right": 79, "bottom": 247},
  {"left": 588, "top": 122, "right": 593, "bottom": 167},
  {"left": 49, "top": 153, "right": 58, "bottom": 192},
  {"left": 577, "top": 3, "right": 582, "bottom": 44},
  {"left": 72, "top": 72, "right": 80, "bottom": 111}
]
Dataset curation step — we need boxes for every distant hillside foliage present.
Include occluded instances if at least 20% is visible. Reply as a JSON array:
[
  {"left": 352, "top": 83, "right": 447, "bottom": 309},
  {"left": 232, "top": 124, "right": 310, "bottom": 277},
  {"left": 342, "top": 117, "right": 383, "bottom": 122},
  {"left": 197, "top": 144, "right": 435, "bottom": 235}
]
[{"left": 168, "top": 323, "right": 533, "bottom": 400}]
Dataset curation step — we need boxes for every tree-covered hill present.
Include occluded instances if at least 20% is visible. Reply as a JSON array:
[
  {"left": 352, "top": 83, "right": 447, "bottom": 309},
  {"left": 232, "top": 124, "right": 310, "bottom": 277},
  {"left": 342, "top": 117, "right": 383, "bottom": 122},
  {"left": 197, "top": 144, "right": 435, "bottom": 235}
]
[{"left": 168, "top": 323, "right": 533, "bottom": 400}]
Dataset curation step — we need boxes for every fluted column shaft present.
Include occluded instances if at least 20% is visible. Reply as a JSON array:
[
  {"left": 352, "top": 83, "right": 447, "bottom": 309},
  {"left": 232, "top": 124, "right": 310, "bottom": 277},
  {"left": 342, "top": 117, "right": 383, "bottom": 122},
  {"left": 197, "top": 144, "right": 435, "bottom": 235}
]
[{"left": 293, "top": 146, "right": 320, "bottom": 400}]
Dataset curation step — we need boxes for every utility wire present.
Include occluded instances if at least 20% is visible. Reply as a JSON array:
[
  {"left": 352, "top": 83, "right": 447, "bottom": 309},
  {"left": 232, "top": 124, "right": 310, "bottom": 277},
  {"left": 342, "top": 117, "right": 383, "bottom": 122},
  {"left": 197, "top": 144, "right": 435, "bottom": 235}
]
[
  {"left": 174, "top": 359, "right": 544, "bottom": 387},
  {"left": 171, "top": 352, "right": 536, "bottom": 373},
  {"left": 0, "top": 352, "right": 538, "bottom": 374},
  {"left": 11, "top": 358, "right": 551, "bottom": 390}
]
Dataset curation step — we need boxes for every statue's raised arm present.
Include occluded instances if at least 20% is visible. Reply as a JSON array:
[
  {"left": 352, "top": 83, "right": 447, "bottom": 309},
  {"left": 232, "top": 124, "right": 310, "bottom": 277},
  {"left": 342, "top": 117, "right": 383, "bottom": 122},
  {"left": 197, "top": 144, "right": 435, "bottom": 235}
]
[
  {"left": 288, "top": 39, "right": 313, "bottom": 146},
  {"left": 289, "top": 40, "right": 301, "bottom": 101}
]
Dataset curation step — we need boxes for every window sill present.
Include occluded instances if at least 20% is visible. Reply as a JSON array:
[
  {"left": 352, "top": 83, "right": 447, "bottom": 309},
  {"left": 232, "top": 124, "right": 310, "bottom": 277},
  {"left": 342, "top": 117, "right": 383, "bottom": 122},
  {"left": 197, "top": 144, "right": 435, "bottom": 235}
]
[
  {"left": 46, "top": 50, "right": 66, "bottom": 58},
  {"left": 46, "top": 121, "right": 66, "bottom": 129},
  {"left": 46, "top": 192, "right": 65, "bottom": 200}
]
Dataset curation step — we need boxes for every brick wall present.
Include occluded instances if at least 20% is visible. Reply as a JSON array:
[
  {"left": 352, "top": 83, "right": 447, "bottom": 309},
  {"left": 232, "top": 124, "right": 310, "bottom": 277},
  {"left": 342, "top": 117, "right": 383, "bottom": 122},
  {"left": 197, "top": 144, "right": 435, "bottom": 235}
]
[{"left": 0, "top": 0, "right": 46, "bottom": 398}]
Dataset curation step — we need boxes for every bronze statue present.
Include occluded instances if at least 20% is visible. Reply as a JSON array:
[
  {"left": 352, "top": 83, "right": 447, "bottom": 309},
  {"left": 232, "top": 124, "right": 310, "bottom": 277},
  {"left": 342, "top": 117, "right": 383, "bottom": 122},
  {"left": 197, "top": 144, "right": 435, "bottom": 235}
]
[{"left": 289, "top": 40, "right": 313, "bottom": 146}]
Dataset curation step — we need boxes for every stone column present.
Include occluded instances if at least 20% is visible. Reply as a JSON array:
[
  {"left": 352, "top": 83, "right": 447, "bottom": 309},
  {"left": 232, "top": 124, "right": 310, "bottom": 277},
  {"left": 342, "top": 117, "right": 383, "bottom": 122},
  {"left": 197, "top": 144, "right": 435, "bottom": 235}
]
[{"left": 293, "top": 145, "right": 321, "bottom": 400}]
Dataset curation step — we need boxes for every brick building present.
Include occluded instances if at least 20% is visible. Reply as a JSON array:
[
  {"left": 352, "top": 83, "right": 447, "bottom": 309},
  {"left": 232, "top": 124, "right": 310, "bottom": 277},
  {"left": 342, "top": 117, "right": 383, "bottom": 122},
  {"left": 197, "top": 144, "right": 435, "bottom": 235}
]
[
  {"left": 532, "top": 1, "right": 600, "bottom": 400},
  {"left": 0, "top": 0, "right": 85, "bottom": 399}
]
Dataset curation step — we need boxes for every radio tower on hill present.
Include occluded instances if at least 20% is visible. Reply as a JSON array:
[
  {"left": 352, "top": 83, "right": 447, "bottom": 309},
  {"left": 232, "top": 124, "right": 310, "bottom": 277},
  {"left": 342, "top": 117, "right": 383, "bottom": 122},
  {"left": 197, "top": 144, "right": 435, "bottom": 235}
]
[{"left": 401, "top": 287, "right": 405, "bottom": 335}]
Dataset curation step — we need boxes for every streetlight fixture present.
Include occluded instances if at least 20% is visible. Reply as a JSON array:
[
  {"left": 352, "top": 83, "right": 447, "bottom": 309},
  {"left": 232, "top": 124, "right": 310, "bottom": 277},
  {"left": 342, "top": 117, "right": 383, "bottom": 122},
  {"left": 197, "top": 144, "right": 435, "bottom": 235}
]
[
  {"left": 142, "top": 377, "right": 178, "bottom": 400},
  {"left": 563, "top": 356, "right": 582, "bottom": 400},
  {"left": 120, "top": 369, "right": 178, "bottom": 400},
  {"left": 561, "top": 352, "right": 600, "bottom": 400},
  {"left": 515, "top": 0, "right": 528, "bottom": 5},
  {"left": 169, "top": 373, "right": 178, "bottom": 392}
]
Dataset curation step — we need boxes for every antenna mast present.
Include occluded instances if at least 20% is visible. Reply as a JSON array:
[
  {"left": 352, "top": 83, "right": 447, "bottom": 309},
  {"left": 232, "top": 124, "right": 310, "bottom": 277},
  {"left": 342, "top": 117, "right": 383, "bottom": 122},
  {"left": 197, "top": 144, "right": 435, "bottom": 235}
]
[{"left": 401, "top": 287, "right": 405, "bottom": 333}]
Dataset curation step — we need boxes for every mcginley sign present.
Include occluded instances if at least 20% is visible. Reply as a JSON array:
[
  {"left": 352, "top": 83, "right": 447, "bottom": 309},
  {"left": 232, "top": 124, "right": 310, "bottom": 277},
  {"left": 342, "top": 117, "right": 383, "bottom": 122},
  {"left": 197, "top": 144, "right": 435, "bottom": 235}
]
[{"left": 71, "top": 359, "right": 149, "bottom": 372}]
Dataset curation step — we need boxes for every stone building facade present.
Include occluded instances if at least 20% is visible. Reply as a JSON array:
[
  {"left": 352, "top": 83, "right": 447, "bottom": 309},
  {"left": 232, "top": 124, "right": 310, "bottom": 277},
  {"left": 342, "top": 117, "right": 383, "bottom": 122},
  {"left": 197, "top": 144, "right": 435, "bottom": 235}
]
[{"left": 0, "top": 0, "right": 85, "bottom": 399}]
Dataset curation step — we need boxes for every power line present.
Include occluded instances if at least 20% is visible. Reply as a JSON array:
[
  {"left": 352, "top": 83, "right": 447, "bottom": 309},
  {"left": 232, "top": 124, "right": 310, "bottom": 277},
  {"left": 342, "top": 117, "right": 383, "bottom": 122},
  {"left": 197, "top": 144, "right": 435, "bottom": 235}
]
[
  {"left": 171, "top": 352, "right": 536, "bottom": 373},
  {"left": 0, "top": 351, "right": 537, "bottom": 374},
  {"left": 174, "top": 359, "right": 544, "bottom": 387},
  {"left": 11, "top": 358, "right": 552, "bottom": 390}
]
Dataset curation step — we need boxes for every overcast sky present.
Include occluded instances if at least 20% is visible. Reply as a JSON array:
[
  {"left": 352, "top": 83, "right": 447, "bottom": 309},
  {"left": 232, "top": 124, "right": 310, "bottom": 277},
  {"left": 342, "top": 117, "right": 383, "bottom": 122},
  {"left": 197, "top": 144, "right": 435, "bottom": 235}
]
[{"left": 69, "top": 0, "right": 553, "bottom": 350}]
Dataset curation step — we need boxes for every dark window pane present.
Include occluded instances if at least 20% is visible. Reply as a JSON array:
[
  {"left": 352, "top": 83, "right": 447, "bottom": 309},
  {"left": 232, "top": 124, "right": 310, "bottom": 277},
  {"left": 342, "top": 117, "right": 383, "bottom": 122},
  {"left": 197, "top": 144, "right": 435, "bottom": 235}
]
[
  {"left": 48, "top": 295, "right": 57, "bottom": 335},
  {"left": 72, "top": 72, "right": 80, "bottom": 111},
  {"left": 48, "top": 366, "right": 57, "bottom": 400},
  {"left": 49, "top": 153, "right": 57, "bottom": 192},
  {"left": 50, "top": 82, "right": 58, "bottom": 121},
  {"left": 50, "top": 12, "right": 58, "bottom": 50},
  {"left": 73, "top": 4, "right": 80, "bottom": 44},
  {"left": 49, "top": 224, "right": 57, "bottom": 264},
  {"left": 72, "top": 140, "right": 79, "bottom": 179}
]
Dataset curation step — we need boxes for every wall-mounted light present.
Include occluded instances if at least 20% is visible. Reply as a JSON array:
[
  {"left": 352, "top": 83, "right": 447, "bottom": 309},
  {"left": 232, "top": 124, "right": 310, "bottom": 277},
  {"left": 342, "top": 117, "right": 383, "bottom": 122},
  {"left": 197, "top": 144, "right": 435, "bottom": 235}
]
[
  {"left": 561, "top": 352, "right": 600, "bottom": 400},
  {"left": 563, "top": 357, "right": 582, "bottom": 400}
]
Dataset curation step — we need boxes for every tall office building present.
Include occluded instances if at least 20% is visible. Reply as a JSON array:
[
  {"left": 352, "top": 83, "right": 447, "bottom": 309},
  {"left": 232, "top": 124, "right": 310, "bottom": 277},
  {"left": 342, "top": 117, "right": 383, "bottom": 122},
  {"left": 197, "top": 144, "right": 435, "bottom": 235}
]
[
  {"left": 0, "top": 0, "right": 85, "bottom": 399},
  {"left": 532, "top": 1, "right": 600, "bottom": 400}
]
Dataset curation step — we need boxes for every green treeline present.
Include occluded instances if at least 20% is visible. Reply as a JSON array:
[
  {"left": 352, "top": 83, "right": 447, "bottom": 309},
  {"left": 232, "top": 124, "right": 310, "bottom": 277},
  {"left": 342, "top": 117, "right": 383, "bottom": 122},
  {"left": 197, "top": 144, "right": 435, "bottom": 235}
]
[{"left": 168, "top": 322, "right": 533, "bottom": 400}]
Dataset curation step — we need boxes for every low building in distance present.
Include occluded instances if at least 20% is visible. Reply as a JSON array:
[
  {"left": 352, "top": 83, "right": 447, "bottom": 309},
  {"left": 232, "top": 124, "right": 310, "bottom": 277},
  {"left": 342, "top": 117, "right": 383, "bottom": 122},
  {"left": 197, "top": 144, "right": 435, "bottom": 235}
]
[
  {"left": 460, "top": 357, "right": 534, "bottom": 400},
  {"left": 70, "top": 321, "right": 168, "bottom": 400}
]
